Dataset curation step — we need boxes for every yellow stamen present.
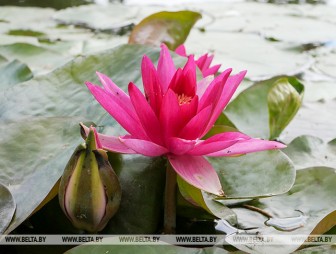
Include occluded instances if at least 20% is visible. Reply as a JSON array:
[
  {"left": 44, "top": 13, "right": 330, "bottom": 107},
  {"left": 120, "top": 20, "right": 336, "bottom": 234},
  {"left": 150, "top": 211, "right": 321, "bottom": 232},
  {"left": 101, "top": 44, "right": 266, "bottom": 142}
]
[{"left": 178, "top": 93, "right": 192, "bottom": 105}]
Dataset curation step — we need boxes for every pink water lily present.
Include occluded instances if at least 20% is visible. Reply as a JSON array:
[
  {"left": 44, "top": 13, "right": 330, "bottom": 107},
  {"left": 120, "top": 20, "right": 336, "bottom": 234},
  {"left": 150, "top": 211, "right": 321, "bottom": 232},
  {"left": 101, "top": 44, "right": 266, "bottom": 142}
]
[
  {"left": 175, "top": 44, "right": 221, "bottom": 77},
  {"left": 83, "top": 44, "right": 285, "bottom": 196}
]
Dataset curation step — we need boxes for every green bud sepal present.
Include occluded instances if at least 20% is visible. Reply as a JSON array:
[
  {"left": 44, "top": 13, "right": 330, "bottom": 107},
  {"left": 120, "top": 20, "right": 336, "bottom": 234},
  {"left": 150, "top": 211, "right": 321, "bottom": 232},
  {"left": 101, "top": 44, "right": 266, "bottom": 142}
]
[{"left": 59, "top": 125, "right": 121, "bottom": 233}]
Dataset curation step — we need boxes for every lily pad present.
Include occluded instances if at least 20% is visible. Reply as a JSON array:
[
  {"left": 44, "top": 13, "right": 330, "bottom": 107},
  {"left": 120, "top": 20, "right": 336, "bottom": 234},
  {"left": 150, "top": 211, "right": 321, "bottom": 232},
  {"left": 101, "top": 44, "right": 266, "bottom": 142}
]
[
  {"left": 228, "top": 167, "right": 336, "bottom": 254},
  {"left": 283, "top": 135, "right": 336, "bottom": 170},
  {"left": 0, "top": 118, "right": 82, "bottom": 233},
  {"left": 283, "top": 99, "right": 336, "bottom": 143},
  {"left": 0, "top": 43, "right": 70, "bottom": 75},
  {"left": 103, "top": 156, "right": 166, "bottom": 234},
  {"left": 210, "top": 150, "right": 295, "bottom": 199},
  {"left": 184, "top": 30, "right": 311, "bottom": 80},
  {"left": 53, "top": 4, "right": 138, "bottom": 32},
  {"left": 129, "top": 10, "right": 202, "bottom": 50},
  {"left": 0, "top": 183, "right": 16, "bottom": 234},
  {"left": 0, "top": 59, "right": 33, "bottom": 89}
]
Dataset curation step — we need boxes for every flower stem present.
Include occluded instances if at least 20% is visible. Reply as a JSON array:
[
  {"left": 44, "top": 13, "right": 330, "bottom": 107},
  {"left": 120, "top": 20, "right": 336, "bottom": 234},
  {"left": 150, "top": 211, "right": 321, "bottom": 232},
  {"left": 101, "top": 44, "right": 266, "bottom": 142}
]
[{"left": 163, "top": 162, "right": 177, "bottom": 234}]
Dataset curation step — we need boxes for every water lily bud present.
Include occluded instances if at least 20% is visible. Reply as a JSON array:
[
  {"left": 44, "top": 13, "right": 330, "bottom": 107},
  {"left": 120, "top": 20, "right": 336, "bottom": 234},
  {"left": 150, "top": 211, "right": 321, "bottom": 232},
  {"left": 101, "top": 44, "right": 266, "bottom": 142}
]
[{"left": 59, "top": 126, "right": 121, "bottom": 233}]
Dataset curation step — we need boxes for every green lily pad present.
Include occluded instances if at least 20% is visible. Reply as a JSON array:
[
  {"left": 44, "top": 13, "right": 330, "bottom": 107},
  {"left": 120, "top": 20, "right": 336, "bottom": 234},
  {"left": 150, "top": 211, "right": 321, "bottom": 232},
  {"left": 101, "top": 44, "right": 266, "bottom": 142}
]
[
  {"left": 210, "top": 150, "right": 295, "bottom": 199},
  {"left": 0, "top": 59, "right": 33, "bottom": 89},
  {"left": 314, "top": 50, "right": 336, "bottom": 79},
  {"left": 129, "top": 10, "right": 202, "bottom": 50},
  {"left": 103, "top": 156, "right": 166, "bottom": 234},
  {"left": 0, "top": 183, "right": 16, "bottom": 234},
  {"left": 283, "top": 135, "right": 336, "bottom": 170},
  {"left": 224, "top": 76, "right": 303, "bottom": 140},
  {"left": 0, "top": 118, "right": 83, "bottom": 233},
  {"left": 184, "top": 31, "right": 311, "bottom": 80},
  {"left": 0, "top": 43, "right": 70, "bottom": 75},
  {"left": 228, "top": 167, "right": 336, "bottom": 254},
  {"left": 283, "top": 99, "right": 336, "bottom": 143},
  {"left": 53, "top": 4, "right": 138, "bottom": 31}
]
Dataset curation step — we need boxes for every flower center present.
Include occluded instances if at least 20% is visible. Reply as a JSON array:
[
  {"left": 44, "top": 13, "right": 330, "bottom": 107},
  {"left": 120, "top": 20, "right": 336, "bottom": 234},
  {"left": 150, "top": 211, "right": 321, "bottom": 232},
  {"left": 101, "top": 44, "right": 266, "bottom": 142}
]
[{"left": 177, "top": 93, "right": 192, "bottom": 105}]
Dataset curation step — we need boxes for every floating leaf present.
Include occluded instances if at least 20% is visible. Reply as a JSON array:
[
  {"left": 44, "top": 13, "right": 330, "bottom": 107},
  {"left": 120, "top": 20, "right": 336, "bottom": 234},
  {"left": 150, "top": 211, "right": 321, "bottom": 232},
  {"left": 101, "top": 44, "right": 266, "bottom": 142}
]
[
  {"left": 0, "top": 118, "right": 83, "bottom": 233},
  {"left": 210, "top": 150, "right": 295, "bottom": 199},
  {"left": 103, "top": 156, "right": 166, "bottom": 234},
  {"left": 228, "top": 167, "right": 336, "bottom": 254},
  {"left": 0, "top": 183, "right": 16, "bottom": 234},
  {"left": 0, "top": 43, "right": 70, "bottom": 74},
  {"left": 53, "top": 4, "right": 138, "bottom": 32},
  {"left": 283, "top": 99, "right": 336, "bottom": 143},
  {"left": 283, "top": 135, "right": 336, "bottom": 170},
  {"left": 184, "top": 31, "right": 311, "bottom": 80},
  {"left": 268, "top": 77, "right": 304, "bottom": 139},
  {"left": 0, "top": 59, "right": 33, "bottom": 89},
  {"left": 129, "top": 11, "right": 202, "bottom": 50}
]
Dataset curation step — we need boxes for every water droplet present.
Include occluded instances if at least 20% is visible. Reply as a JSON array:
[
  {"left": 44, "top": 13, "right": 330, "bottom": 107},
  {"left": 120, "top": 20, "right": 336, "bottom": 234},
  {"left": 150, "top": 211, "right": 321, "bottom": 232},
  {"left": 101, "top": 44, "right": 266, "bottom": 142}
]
[{"left": 265, "top": 212, "right": 308, "bottom": 231}]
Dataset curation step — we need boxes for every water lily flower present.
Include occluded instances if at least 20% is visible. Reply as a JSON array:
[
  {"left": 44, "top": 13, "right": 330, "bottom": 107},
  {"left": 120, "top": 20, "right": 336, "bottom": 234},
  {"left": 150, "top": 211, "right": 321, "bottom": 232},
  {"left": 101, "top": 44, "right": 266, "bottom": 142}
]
[
  {"left": 83, "top": 44, "right": 285, "bottom": 196},
  {"left": 175, "top": 44, "right": 221, "bottom": 77}
]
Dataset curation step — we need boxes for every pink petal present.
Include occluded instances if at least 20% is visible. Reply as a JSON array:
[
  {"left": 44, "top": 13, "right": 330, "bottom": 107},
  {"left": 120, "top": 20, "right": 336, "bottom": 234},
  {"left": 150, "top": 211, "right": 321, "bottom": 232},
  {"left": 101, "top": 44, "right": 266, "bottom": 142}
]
[
  {"left": 80, "top": 124, "right": 136, "bottom": 154},
  {"left": 157, "top": 44, "right": 176, "bottom": 92},
  {"left": 198, "top": 68, "right": 232, "bottom": 112},
  {"left": 169, "top": 56, "right": 197, "bottom": 97},
  {"left": 202, "top": 54, "right": 214, "bottom": 70},
  {"left": 196, "top": 76, "right": 214, "bottom": 98},
  {"left": 168, "top": 155, "right": 224, "bottom": 196},
  {"left": 86, "top": 82, "right": 148, "bottom": 139},
  {"left": 206, "top": 139, "right": 286, "bottom": 157},
  {"left": 168, "top": 137, "right": 197, "bottom": 155},
  {"left": 187, "top": 132, "right": 250, "bottom": 156},
  {"left": 159, "top": 89, "right": 181, "bottom": 139},
  {"left": 96, "top": 72, "right": 140, "bottom": 123},
  {"left": 179, "top": 105, "right": 213, "bottom": 140},
  {"left": 119, "top": 136, "right": 168, "bottom": 156},
  {"left": 195, "top": 54, "right": 208, "bottom": 70},
  {"left": 179, "top": 95, "right": 198, "bottom": 127},
  {"left": 175, "top": 44, "right": 187, "bottom": 57},
  {"left": 128, "top": 82, "right": 164, "bottom": 145},
  {"left": 202, "top": 64, "right": 221, "bottom": 77},
  {"left": 201, "top": 70, "right": 247, "bottom": 137},
  {"left": 141, "top": 55, "right": 163, "bottom": 115}
]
